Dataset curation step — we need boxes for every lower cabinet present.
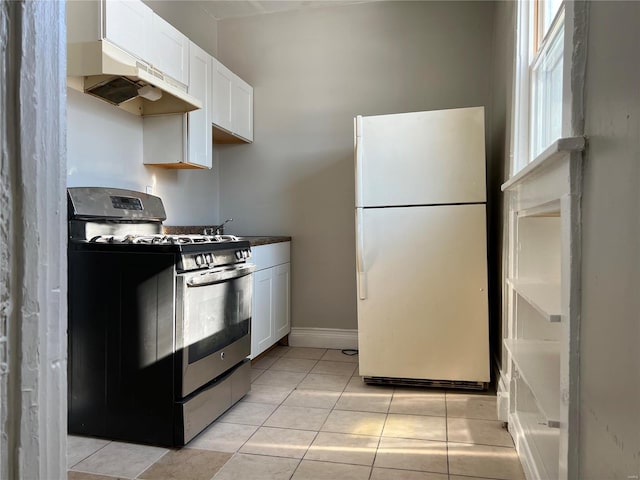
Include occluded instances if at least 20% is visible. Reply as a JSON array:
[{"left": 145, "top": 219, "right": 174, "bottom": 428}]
[{"left": 250, "top": 242, "right": 290, "bottom": 359}]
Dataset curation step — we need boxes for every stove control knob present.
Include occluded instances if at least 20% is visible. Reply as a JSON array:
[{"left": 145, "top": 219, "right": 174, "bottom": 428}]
[
  {"left": 245, "top": 249, "right": 252, "bottom": 259},
  {"left": 195, "top": 255, "right": 204, "bottom": 266},
  {"left": 205, "top": 254, "right": 213, "bottom": 264},
  {"left": 235, "top": 250, "right": 243, "bottom": 260}
]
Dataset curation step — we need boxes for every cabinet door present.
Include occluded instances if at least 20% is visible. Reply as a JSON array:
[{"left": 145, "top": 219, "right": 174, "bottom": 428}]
[
  {"left": 187, "top": 42, "right": 212, "bottom": 169},
  {"left": 232, "top": 75, "right": 254, "bottom": 142},
  {"left": 149, "top": 14, "right": 189, "bottom": 85},
  {"left": 272, "top": 263, "right": 290, "bottom": 341},
  {"left": 211, "top": 59, "right": 233, "bottom": 132},
  {"left": 103, "top": 0, "right": 152, "bottom": 61},
  {"left": 251, "top": 269, "right": 274, "bottom": 359},
  {"left": 143, "top": 114, "right": 187, "bottom": 166}
]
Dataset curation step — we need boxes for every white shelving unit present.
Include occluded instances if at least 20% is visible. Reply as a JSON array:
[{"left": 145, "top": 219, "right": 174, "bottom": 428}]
[
  {"left": 499, "top": 137, "right": 584, "bottom": 480},
  {"left": 507, "top": 279, "right": 561, "bottom": 322},
  {"left": 511, "top": 412, "right": 560, "bottom": 480},
  {"left": 503, "top": 339, "right": 560, "bottom": 426}
]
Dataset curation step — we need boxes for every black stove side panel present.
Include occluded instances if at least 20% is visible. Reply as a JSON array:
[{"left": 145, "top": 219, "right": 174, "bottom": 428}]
[{"left": 68, "top": 248, "right": 178, "bottom": 446}]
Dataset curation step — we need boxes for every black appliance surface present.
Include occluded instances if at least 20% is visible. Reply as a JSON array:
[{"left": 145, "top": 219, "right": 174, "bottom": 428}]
[{"left": 67, "top": 187, "right": 253, "bottom": 447}]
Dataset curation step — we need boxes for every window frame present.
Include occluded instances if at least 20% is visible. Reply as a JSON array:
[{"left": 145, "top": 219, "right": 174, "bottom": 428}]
[
  {"left": 510, "top": 0, "right": 574, "bottom": 175},
  {"left": 529, "top": 10, "right": 564, "bottom": 159}
]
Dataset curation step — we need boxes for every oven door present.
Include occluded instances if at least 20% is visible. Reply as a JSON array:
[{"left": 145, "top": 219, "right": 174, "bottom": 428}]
[{"left": 177, "top": 263, "right": 255, "bottom": 397}]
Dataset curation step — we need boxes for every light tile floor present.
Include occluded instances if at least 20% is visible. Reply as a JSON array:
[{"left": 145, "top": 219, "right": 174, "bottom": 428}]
[{"left": 67, "top": 346, "right": 525, "bottom": 480}]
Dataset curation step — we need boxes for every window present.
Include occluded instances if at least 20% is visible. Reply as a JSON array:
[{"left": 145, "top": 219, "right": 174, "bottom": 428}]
[
  {"left": 512, "top": 0, "right": 566, "bottom": 173},
  {"left": 531, "top": 10, "right": 564, "bottom": 158}
]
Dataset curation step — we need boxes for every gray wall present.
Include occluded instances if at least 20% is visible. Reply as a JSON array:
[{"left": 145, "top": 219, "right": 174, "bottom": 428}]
[
  {"left": 67, "top": 2, "right": 221, "bottom": 226},
  {"left": 489, "top": 1, "right": 515, "bottom": 370},
  {"left": 579, "top": 2, "right": 640, "bottom": 477},
  {"left": 216, "top": 1, "right": 496, "bottom": 330},
  {"left": 145, "top": 0, "right": 218, "bottom": 56}
]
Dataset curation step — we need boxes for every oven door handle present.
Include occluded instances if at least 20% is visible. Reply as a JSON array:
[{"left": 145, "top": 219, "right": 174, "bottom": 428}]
[{"left": 186, "top": 263, "right": 256, "bottom": 287}]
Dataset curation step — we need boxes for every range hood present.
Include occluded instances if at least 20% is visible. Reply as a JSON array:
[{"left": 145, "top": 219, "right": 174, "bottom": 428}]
[{"left": 67, "top": 40, "right": 202, "bottom": 116}]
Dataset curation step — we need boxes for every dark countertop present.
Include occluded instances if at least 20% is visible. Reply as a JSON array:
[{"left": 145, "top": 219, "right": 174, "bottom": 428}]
[
  {"left": 235, "top": 236, "right": 292, "bottom": 247},
  {"left": 162, "top": 226, "right": 290, "bottom": 247}
]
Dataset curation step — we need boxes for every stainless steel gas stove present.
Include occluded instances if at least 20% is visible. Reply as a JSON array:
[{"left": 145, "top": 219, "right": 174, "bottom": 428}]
[{"left": 67, "top": 187, "right": 254, "bottom": 446}]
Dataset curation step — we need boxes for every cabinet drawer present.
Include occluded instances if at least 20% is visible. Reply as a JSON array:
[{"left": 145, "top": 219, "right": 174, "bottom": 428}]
[{"left": 252, "top": 242, "right": 290, "bottom": 271}]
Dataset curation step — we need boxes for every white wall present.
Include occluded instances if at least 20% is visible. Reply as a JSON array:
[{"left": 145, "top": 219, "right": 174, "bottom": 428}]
[
  {"left": 67, "top": 89, "right": 220, "bottom": 225},
  {"left": 67, "top": 3, "right": 221, "bottom": 226},
  {"left": 216, "top": 1, "right": 496, "bottom": 330},
  {"left": 579, "top": 2, "right": 640, "bottom": 477}
]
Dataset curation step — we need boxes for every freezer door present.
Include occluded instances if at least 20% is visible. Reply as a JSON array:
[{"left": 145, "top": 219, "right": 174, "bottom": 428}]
[
  {"left": 357, "top": 107, "right": 486, "bottom": 207},
  {"left": 356, "top": 204, "right": 490, "bottom": 382}
]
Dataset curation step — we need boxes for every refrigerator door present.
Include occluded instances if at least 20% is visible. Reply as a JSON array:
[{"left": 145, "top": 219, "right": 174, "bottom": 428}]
[
  {"left": 355, "top": 107, "right": 486, "bottom": 208},
  {"left": 356, "top": 204, "right": 490, "bottom": 382}
]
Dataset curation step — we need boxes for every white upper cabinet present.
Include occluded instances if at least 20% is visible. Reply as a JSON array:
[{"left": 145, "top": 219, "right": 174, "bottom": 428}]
[
  {"left": 232, "top": 76, "right": 254, "bottom": 142},
  {"left": 103, "top": 0, "right": 153, "bottom": 61},
  {"left": 142, "top": 41, "right": 212, "bottom": 169},
  {"left": 211, "top": 58, "right": 253, "bottom": 143},
  {"left": 211, "top": 59, "right": 234, "bottom": 133},
  {"left": 186, "top": 42, "right": 212, "bottom": 169},
  {"left": 72, "top": 0, "right": 188, "bottom": 86},
  {"left": 149, "top": 14, "right": 189, "bottom": 85}
]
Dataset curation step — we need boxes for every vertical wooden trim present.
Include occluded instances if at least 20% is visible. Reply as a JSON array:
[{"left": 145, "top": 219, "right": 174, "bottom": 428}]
[
  {"left": 566, "top": 1, "right": 589, "bottom": 137},
  {"left": 533, "top": 0, "right": 541, "bottom": 53},
  {"left": 1, "top": 3, "right": 23, "bottom": 478},
  {"left": 0, "top": 3, "right": 10, "bottom": 478},
  {"left": 0, "top": 1, "right": 67, "bottom": 478}
]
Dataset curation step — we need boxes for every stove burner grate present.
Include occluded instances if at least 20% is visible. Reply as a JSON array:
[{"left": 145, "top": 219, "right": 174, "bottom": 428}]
[{"left": 88, "top": 234, "right": 240, "bottom": 245}]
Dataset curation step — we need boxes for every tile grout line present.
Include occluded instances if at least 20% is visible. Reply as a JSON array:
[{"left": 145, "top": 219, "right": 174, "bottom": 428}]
[
  {"left": 446, "top": 391, "right": 450, "bottom": 477},
  {"left": 314, "top": 363, "right": 351, "bottom": 434},
  {"left": 215, "top": 358, "right": 304, "bottom": 480},
  {"left": 230, "top": 362, "right": 300, "bottom": 465},
  {"left": 234, "top": 356, "right": 324, "bottom": 475},
  {"left": 287, "top": 457, "right": 303, "bottom": 480},
  {"left": 72, "top": 350, "right": 509, "bottom": 480},
  {"left": 271, "top": 347, "right": 326, "bottom": 480},
  {"left": 67, "top": 439, "right": 113, "bottom": 471},
  {"left": 368, "top": 384, "right": 393, "bottom": 480}
]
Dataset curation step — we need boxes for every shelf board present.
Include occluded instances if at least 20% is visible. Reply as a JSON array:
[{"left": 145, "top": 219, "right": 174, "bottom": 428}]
[
  {"left": 517, "top": 200, "right": 561, "bottom": 218},
  {"left": 511, "top": 411, "right": 560, "bottom": 480},
  {"left": 501, "top": 136, "right": 585, "bottom": 191},
  {"left": 504, "top": 339, "right": 560, "bottom": 427},
  {"left": 508, "top": 279, "right": 561, "bottom": 322}
]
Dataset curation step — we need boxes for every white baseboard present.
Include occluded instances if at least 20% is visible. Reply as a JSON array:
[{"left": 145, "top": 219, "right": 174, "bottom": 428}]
[
  {"left": 509, "top": 412, "right": 541, "bottom": 480},
  {"left": 497, "top": 373, "right": 510, "bottom": 422},
  {"left": 288, "top": 328, "right": 358, "bottom": 350}
]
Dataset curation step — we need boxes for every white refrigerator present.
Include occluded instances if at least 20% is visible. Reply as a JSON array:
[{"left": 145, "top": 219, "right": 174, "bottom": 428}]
[{"left": 355, "top": 106, "right": 490, "bottom": 387}]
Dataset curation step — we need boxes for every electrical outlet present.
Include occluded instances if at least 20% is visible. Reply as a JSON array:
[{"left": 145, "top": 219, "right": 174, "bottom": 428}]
[{"left": 145, "top": 185, "right": 153, "bottom": 195}]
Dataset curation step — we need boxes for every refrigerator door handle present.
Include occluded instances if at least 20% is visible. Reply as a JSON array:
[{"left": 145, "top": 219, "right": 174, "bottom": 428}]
[
  {"left": 355, "top": 116, "right": 364, "bottom": 207},
  {"left": 356, "top": 208, "right": 367, "bottom": 300}
]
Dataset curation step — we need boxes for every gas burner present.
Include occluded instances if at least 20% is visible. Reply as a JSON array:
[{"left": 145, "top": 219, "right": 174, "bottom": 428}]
[
  {"left": 88, "top": 234, "right": 240, "bottom": 245},
  {"left": 210, "top": 235, "right": 239, "bottom": 242}
]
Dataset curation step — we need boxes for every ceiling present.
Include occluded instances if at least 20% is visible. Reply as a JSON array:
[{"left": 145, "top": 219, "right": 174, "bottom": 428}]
[{"left": 181, "top": 1, "right": 371, "bottom": 20}]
